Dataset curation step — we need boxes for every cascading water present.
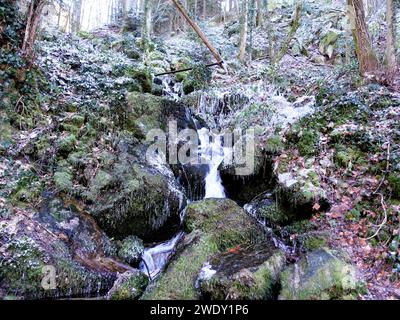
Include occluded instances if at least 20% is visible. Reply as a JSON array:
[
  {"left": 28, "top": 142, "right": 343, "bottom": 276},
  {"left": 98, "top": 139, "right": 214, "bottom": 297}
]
[
  {"left": 197, "top": 128, "right": 226, "bottom": 199},
  {"left": 139, "top": 232, "right": 184, "bottom": 280},
  {"left": 139, "top": 77, "right": 229, "bottom": 281}
]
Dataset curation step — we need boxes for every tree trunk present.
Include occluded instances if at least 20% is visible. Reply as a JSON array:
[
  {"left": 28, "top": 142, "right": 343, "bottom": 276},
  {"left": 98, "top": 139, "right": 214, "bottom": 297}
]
[
  {"left": 238, "top": 0, "right": 248, "bottom": 62},
  {"left": 142, "top": 0, "right": 152, "bottom": 51},
  {"left": 274, "top": 1, "right": 302, "bottom": 65},
  {"left": 71, "top": 0, "right": 82, "bottom": 33},
  {"left": 21, "top": 0, "right": 47, "bottom": 60},
  {"left": 348, "top": 0, "right": 379, "bottom": 75},
  {"left": 385, "top": 0, "right": 397, "bottom": 80},
  {"left": 256, "top": 0, "right": 263, "bottom": 26}
]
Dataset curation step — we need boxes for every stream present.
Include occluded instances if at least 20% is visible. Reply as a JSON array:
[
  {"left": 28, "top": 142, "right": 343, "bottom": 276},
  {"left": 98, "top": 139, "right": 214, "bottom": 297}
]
[
  {"left": 139, "top": 75, "right": 300, "bottom": 281},
  {"left": 139, "top": 77, "right": 227, "bottom": 279}
]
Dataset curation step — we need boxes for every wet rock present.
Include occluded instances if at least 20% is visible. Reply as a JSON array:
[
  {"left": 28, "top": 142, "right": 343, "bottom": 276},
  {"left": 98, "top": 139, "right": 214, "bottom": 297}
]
[
  {"left": 126, "top": 92, "right": 196, "bottom": 136},
  {"left": 172, "top": 163, "right": 208, "bottom": 201},
  {"left": 106, "top": 270, "right": 148, "bottom": 300},
  {"left": 279, "top": 248, "right": 362, "bottom": 300},
  {"left": 197, "top": 245, "right": 286, "bottom": 300},
  {"left": 184, "top": 199, "right": 267, "bottom": 250},
  {"left": 0, "top": 198, "right": 133, "bottom": 299},
  {"left": 142, "top": 200, "right": 268, "bottom": 300},
  {"left": 87, "top": 141, "right": 186, "bottom": 242},
  {"left": 142, "top": 231, "right": 218, "bottom": 300},
  {"left": 244, "top": 193, "right": 294, "bottom": 226}
]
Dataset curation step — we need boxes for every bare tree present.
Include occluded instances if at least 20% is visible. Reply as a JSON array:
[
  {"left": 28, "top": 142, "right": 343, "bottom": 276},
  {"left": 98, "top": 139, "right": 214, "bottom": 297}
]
[
  {"left": 238, "top": 0, "right": 248, "bottom": 62},
  {"left": 348, "top": 0, "right": 379, "bottom": 75},
  {"left": 385, "top": 0, "right": 398, "bottom": 81},
  {"left": 21, "top": 0, "right": 47, "bottom": 60}
]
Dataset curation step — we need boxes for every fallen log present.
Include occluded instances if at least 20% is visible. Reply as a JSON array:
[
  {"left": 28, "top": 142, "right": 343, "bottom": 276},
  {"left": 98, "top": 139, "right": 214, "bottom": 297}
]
[
  {"left": 170, "top": 0, "right": 224, "bottom": 68},
  {"left": 155, "top": 61, "right": 223, "bottom": 76}
]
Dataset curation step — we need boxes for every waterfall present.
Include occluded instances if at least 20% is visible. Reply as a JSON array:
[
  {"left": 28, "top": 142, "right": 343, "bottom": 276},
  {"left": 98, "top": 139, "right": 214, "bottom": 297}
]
[
  {"left": 139, "top": 232, "right": 184, "bottom": 280},
  {"left": 197, "top": 128, "right": 226, "bottom": 199}
]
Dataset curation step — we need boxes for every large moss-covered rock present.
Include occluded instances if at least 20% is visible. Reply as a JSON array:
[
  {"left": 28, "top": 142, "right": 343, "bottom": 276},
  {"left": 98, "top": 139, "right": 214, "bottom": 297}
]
[
  {"left": 142, "top": 231, "right": 218, "bottom": 300},
  {"left": 106, "top": 270, "right": 148, "bottom": 300},
  {"left": 0, "top": 198, "right": 133, "bottom": 299},
  {"left": 279, "top": 248, "right": 362, "bottom": 300},
  {"left": 198, "top": 245, "right": 286, "bottom": 300},
  {"left": 274, "top": 153, "right": 329, "bottom": 218},
  {"left": 142, "top": 199, "right": 268, "bottom": 300},
  {"left": 126, "top": 92, "right": 197, "bottom": 137},
  {"left": 184, "top": 199, "right": 266, "bottom": 250},
  {"left": 87, "top": 140, "right": 186, "bottom": 241}
]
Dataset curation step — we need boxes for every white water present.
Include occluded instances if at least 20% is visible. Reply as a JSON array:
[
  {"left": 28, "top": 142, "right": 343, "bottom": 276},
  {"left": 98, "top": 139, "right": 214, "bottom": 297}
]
[
  {"left": 197, "top": 128, "right": 226, "bottom": 199},
  {"left": 139, "top": 232, "right": 184, "bottom": 280}
]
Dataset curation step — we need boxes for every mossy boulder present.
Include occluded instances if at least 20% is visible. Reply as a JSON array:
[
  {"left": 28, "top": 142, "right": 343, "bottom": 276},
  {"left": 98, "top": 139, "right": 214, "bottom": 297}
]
[
  {"left": 106, "top": 270, "right": 148, "bottom": 300},
  {"left": 117, "top": 236, "right": 144, "bottom": 266},
  {"left": 125, "top": 92, "right": 196, "bottom": 137},
  {"left": 275, "top": 163, "right": 329, "bottom": 217},
  {"left": 319, "top": 30, "right": 340, "bottom": 59},
  {"left": 87, "top": 140, "right": 186, "bottom": 242},
  {"left": 142, "top": 231, "right": 218, "bottom": 300},
  {"left": 142, "top": 199, "right": 268, "bottom": 300},
  {"left": 125, "top": 67, "right": 152, "bottom": 93},
  {"left": 0, "top": 198, "right": 133, "bottom": 299},
  {"left": 197, "top": 245, "right": 286, "bottom": 300},
  {"left": 184, "top": 199, "right": 266, "bottom": 250},
  {"left": 279, "top": 248, "right": 363, "bottom": 300}
]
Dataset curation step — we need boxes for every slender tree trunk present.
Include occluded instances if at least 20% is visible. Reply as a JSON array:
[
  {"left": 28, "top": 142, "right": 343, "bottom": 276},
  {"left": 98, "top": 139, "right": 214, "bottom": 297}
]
[
  {"left": 348, "top": 0, "right": 379, "bottom": 75},
  {"left": 71, "top": 0, "right": 82, "bottom": 33},
  {"left": 385, "top": 0, "right": 397, "bottom": 80},
  {"left": 142, "top": 0, "right": 152, "bottom": 51},
  {"left": 238, "top": 0, "right": 248, "bottom": 62},
  {"left": 274, "top": 1, "right": 302, "bottom": 65},
  {"left": 256, "top": 0, "right": 263, "bottom": 26}
]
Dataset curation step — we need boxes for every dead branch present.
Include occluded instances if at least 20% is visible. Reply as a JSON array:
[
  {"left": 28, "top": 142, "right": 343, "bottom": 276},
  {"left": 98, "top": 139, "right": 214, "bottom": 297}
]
[{"left": 366, "top": 193, "right": 388, "bottom": 240}]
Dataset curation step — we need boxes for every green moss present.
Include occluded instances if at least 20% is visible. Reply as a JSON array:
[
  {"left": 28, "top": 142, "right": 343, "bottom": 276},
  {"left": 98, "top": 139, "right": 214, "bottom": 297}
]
[
  {"left": 265, "top": 134, "right": 285, "bottom": 154},
  {"left": 142, "top": 233, "right": 219, "bottom": 300},
  {"left": 125, "top": 92, "right": 165, "bottom": 135},
  {"left": 297, "top": 130, "right": 320, "bottom": 157},
  {"left": 259, "top": 203, "right": 292, "bottom": 225},
  {"left": 57, "top": 134, "right": 77, "bottom": 154},
  {"left": 54, "top": 171, "right": 73, "bottom": 192},
  {"left": 117, "top": 236, "right": 144, "bottom": 265},
  {"left": 182, "top": 66, "right": 211, "bottom": 95},
  {"left": 107, "top": 271, "right": 148, "bottom": 300},
  {"left": 303, "top": 236, "right": 327, "bottom": 251},
  {"left": 388, "top": 173, "right": 400, "bottom": 199},
  {"left": 125, "top": 67, "right": 152, "bottom": 93},
  {"left": 0, "top": 236, "right": 45, "bottom": 297},
  {"left": 279, "top": 248, "right": 361, "bottom": 300},
  {"left": 334, "top": 145, "right": 367, "bottom": 169}
]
